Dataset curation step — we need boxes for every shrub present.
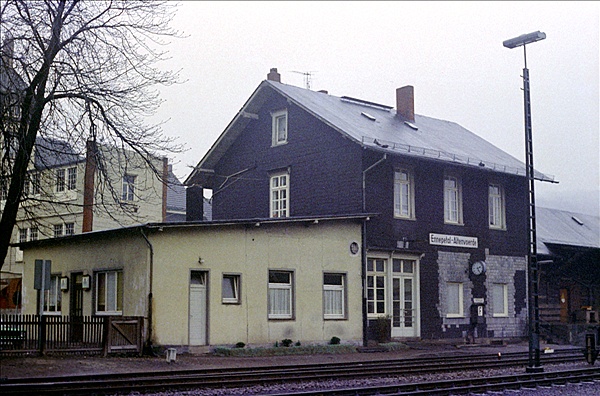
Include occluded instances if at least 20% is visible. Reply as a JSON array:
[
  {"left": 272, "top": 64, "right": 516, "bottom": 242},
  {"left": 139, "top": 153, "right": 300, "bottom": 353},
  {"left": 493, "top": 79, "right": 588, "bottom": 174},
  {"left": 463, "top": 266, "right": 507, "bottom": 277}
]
[
  {"left": 235, "top": 342, "right": 246, "bottom": 348},
  {"left": 329, "top": 336, "right": 341, "bottom": 345},
  {"left": 295, "top": 340, "right": 301, "bottom": 346},
  {"left": 281, "top": 339, "right": 293, "bottom": 347}
]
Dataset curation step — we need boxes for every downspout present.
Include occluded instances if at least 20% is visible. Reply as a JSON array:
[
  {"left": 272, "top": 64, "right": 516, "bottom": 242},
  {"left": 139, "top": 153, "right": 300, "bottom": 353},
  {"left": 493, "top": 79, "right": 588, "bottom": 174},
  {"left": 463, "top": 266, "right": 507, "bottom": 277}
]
[
  {"left": 361, "top": 154, "right": 387, "bottom": 346},
  {"left": 140, "top": 228, "right": 155, "bottom": 355}
]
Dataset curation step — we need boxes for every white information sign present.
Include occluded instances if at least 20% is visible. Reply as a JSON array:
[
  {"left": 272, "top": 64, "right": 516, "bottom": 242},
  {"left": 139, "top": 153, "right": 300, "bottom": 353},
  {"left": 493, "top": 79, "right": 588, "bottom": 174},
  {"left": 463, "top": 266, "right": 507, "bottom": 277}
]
[{"left": 429, "top": 233, "right": 478, "bottom": 248}]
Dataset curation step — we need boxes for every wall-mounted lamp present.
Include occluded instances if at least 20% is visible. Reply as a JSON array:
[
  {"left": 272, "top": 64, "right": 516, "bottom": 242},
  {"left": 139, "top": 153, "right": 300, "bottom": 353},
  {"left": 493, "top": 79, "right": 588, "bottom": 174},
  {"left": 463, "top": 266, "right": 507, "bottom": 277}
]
[{"left": 198, "top": 257, "right": 205, "bottom": 265}]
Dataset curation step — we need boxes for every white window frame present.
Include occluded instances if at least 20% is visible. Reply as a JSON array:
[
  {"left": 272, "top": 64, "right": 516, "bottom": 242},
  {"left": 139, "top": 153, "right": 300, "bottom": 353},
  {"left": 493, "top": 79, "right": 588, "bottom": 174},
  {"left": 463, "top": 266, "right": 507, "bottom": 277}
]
[
  {"left": 19, "top": 228, "right": 28, "bottom": 243},
  {"left": 30, "top": 227, "right": 38, "bottom": 241},
  {"left": 446, "top": 282, "right": 464, "bottom": 318},
  {"left": 488, "top": 184, "right": 506, "bottom": 230},
  {"left": 367, "top": 258, "right": 387, "bottom": 317},
  {"left": 222, "top": 274, "right": 241, "bottom": 304},
  {"left": 492, "top": 283, "right": 509, "bottom": 317},
  {"left": 323, "top": 273, "right": 346, "bottom": 320},
  {"left": 122, "top": 174, "right": 136, "bottom": 201},
  {"left": 394, "top": 169, "right": 415, "bottom": 219},
  {"left": 444, "top": 175, "right": 463, "bottom": 224},
  {"left": 56, "top": 168, "right": 66, "bottom": 192},
  {"left": 270, "top": 172, "right": 289, "bottom": 218},
  {"left": 67, "top": 167, "right": 77, "bottom": 190},
  {"left": 271, "top": 109, "right": 288, "bottom": 146},
  {"left": 65, "top": 222, "right": 75, "bottom": 236},
  {"left": 268, "top": 270, "right": 293, "bottom": 319},
  {"left": 53, "top": 224, "right": 63, "bottom": 238},
  {"left": 95, "top": 270, "right": 123, "bottom": 315},
  {"left": 43, "top": 275, "right": 62, "bottom": 314}
]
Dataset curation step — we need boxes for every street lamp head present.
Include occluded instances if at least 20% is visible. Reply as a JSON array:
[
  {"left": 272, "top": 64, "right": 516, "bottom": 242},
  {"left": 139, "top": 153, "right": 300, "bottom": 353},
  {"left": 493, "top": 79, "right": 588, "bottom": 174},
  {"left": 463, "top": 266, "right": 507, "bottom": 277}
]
[{"left": 503, "top": 31, "right": 546, "bottom": 49}]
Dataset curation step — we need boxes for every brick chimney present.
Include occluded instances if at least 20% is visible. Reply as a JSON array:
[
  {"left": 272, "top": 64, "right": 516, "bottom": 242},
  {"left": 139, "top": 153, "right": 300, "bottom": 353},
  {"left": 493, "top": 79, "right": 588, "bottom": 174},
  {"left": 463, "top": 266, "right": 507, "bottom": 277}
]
[
  {"left": 396, "top": 85, "right": 415, "bottom": 122},
  {"left": 267, "top": 68, "right": 281, "bottom": 82},
  {"left": 82, "top": 140, "right": 97, "bottom": 232}
]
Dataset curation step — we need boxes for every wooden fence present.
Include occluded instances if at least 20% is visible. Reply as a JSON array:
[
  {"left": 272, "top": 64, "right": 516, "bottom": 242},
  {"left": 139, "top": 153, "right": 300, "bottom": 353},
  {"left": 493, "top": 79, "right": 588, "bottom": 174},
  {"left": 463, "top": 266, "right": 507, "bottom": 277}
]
[{"left": 0, "top": 314, "right": 143, "bottom": 356}]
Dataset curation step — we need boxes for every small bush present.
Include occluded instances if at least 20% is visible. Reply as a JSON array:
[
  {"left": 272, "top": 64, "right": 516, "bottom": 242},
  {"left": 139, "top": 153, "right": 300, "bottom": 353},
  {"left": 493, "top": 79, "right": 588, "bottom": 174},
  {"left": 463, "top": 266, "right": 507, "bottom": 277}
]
[
  {"left": 295, "top": 340, "right": 301, "bottom": 346},
  {"left": 281, "top": 339, "right": 293, "bottom": 347},
  {"left": 235, "top": 342, "right": 246, "bottom": 348},
  {"left": 329, "top": 336, "right": 341, "bottom": 345}
]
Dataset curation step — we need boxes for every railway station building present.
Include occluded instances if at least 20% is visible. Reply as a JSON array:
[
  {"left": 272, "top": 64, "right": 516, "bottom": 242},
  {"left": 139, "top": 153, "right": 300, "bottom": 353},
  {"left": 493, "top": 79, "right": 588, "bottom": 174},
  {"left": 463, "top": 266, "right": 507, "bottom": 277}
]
[
  {"left": 184, "top": 69, "right": 556, "bottom": 342},
  {"left": 18, "top": 215, "right": 366, "bottom": 350}
]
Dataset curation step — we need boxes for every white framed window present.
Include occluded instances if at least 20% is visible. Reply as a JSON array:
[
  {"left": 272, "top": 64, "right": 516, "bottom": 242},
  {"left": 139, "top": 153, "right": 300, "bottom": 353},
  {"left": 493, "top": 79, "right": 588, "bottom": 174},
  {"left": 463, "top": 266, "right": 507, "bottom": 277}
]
[
  {"left": 446, "top": 282, "right": 464, "bottom": 317},
  {"left": 65, "top": 222, "right": 75, "bottom": 236},
  {"left": 96, "top": 270, "right": 123, "bottom": 315},
  {"left": 323, "top": 273, "right": 346, "bottom": 319},
  {"left": 222, "top": 274, "right": 241, "bottom": 304},
  {"left": 53, "top": 224, "right": 63, "bottom": 238},
  {"left": 268, "top": 270, "right": 293, "bottom": 319},
  {"left": 19, "top": 228, "right": 28, "bottom": 243},
  {"left": 367, "top": 258, "right": 386, "bottom": 316},
  {"left": 67, "top": 167, "right": 77, "bottom": 190},
  {"left": 270, "top": 172, "right": 289, "bottom": 218},
  {"left": 444, "top": 175, "right": 463, "bottom": 224},
  {"left": 0, "top": 178, "right": 7, "bottom": 201},
  {"left": 43, "top": 275, "right": 62, "bottom": 314},
  {"left": 489, "top": 184, "right": 506, "bottom": 229},
  {"left": 492, "top": 283, "right": 509, "bottom": 317},
  {"left": 56, "top": 169, "right": 66, "bottom": 192},
  {"left": 122, "top": 174, "right": 136, "bottom": 201},
  {"left": 31, "top": 172, "right": 40, "bottom": 195},
  {"left": 30, "top": 227, "right": 38, "bottom": 241},
  {"left": 394, "top": 169, "right": 415, "bottom": 219},
  {"left": 271, "top": 109, "right": 288, "bottom": 146}
]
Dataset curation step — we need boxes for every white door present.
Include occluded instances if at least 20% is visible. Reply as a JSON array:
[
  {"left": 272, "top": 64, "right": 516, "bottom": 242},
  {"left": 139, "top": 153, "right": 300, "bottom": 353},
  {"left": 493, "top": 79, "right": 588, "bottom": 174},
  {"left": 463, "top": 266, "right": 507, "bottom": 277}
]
[
  {"left": 189, "top": 271, "right": 207, "bottom": 345},
  {"left": 391, "top": 259, "right": 419, "bottom": 338}
]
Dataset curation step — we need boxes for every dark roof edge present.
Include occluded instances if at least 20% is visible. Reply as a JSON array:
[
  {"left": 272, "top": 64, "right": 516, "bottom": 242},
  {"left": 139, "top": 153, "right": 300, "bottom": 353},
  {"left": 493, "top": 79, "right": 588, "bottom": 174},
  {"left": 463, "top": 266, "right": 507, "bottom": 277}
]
[{"left": 15, "top": 213, "right": 376, "bottom": 249}]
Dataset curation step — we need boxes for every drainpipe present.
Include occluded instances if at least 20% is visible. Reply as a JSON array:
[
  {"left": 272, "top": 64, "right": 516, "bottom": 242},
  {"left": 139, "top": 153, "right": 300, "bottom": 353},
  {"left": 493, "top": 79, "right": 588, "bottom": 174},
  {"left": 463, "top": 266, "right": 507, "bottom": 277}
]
[
  {"left": 140, "top": 228, "right": 155, "bottom": 355},
  {"left": 361, "top": 154, "right": 387, "bottom": 346}
]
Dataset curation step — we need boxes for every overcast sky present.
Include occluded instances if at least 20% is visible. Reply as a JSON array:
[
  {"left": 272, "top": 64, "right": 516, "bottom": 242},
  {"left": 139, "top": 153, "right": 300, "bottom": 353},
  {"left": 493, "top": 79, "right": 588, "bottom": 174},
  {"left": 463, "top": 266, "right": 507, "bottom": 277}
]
[{"left": 154, "top": 1, "right": 599, "bottom": 216}]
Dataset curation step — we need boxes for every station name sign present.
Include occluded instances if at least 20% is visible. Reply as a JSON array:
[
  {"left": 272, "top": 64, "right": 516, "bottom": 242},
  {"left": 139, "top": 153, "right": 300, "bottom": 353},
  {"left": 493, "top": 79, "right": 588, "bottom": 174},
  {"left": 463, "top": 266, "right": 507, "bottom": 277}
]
[{"left": 429, "top": 233, "right": 478, "bottom": 248}]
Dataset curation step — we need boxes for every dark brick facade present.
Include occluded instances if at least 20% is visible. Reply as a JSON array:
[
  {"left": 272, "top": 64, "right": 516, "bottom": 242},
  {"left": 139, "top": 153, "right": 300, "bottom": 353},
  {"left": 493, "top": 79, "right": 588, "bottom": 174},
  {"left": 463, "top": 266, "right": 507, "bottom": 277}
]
[{"left": 204, "top": 87, "right": 529, "bottom": 341}]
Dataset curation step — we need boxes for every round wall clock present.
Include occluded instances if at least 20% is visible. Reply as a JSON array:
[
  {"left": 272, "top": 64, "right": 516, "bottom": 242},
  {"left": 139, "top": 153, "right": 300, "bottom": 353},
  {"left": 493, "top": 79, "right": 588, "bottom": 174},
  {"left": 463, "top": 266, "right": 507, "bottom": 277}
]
[{"left": 471, "top": 261, "right": 486, "bottom": 275}]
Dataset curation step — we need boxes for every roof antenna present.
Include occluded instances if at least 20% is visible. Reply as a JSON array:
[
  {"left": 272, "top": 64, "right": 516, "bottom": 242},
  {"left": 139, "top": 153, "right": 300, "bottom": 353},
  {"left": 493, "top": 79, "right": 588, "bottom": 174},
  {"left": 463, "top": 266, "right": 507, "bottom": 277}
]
[{"left": 290, "top": 70, "right": 316, "bottom": 89}]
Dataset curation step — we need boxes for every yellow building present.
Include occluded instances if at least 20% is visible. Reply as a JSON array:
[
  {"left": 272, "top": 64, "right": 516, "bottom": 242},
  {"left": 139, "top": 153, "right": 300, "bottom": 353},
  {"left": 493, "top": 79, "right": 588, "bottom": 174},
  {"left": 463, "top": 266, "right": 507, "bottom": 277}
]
[{"left": 19, "top": 215, "right": 365, "bottom": 351}]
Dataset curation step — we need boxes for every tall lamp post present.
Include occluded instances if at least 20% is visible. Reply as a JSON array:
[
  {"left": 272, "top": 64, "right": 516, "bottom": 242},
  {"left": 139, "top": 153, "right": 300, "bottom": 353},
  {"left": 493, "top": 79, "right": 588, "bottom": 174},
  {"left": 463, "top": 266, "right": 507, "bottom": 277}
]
[{"left": 503, "top": 31, "right": 546, "bottom": 373}]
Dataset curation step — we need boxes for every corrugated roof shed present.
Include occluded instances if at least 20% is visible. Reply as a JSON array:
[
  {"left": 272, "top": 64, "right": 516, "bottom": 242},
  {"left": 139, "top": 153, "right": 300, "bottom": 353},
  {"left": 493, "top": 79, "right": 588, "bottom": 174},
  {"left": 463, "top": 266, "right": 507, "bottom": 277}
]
[{"left": 537, "top": 206, "right": 600, "bottom": 251}]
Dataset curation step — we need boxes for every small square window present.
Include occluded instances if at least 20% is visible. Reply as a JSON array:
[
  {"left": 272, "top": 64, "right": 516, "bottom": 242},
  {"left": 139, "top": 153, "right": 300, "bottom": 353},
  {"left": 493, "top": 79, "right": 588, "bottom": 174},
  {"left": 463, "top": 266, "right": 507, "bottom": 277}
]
[
  {"left": 222, "top": 274, "right": 241, "bottom": 304},
  {"left": 492, "top": 283, "right": 508, "bottom": 317}
]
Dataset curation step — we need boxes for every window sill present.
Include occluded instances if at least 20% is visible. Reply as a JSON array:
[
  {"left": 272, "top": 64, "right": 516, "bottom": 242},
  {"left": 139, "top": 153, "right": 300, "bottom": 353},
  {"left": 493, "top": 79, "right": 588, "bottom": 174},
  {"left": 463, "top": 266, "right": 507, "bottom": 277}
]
[
  {"left": 444, "top": 221, "right": 464, "bottom": 226},
  {"left": 394, "top": 215, "right": 416, "bottom": 221},
  {"left": 492, "top": 314, "right": 509, "bottom": 318},
  {"left": 489, "top": 226, "right": 507, "bottom": 231},
  {"left": 446, "top": 314, "right": 464, "bottom": 318},
  {"left": 95, "top": 312, "right": 123, "bottom": 316}
]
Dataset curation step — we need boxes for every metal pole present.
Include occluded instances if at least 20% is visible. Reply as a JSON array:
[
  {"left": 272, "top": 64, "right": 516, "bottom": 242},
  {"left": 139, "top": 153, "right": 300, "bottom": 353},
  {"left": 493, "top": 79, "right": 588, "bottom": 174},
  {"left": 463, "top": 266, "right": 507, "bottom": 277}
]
[{"left": 522, "top": 45, "right": 543, "bottom": 373}]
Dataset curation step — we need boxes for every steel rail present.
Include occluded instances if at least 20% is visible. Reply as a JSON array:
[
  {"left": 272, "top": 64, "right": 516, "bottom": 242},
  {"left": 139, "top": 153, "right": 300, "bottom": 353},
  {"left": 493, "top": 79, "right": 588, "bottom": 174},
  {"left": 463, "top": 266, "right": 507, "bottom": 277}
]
[
  {"left": 264, "top": 367, "right": 600, "bottom": 396},
  {"left": 0, "top": 349, "right": 588, "bottom": 395}
]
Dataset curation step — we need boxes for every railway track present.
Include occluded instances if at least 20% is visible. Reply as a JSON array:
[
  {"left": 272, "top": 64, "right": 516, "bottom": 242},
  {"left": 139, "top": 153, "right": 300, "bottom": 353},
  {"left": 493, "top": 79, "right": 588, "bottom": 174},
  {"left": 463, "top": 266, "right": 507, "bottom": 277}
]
[{"left": 0, "top": 349, "right": 592, "bottom": 395}]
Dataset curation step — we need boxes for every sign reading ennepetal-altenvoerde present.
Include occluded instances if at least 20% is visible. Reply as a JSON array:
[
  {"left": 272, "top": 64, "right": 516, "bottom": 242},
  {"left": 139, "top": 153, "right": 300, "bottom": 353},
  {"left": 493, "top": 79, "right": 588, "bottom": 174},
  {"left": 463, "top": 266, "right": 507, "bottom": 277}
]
[{"left": 429, "top": 233, "right": 478, "bottom": 248}]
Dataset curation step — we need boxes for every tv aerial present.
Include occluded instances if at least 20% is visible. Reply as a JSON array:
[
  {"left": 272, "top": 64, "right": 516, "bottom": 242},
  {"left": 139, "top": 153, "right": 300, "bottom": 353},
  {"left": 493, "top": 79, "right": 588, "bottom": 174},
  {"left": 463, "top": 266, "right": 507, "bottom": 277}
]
[{"left": 291, "top": 70, "right": 317, "bottom": 90}]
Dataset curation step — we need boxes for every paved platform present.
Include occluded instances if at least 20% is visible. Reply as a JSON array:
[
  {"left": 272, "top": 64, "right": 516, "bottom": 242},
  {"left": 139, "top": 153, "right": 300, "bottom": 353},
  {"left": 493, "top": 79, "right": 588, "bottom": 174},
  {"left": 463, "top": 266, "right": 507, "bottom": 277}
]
[{"left": 0, "top": 341, "right": 582, "bottom": 380}]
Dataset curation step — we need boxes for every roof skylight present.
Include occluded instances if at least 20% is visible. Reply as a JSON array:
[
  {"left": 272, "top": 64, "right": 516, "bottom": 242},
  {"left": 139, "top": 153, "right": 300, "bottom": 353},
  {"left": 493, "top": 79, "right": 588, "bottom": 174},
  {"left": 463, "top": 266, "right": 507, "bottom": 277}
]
[{"left": 361, "top": 112, "right": 376, "bottom": 121}]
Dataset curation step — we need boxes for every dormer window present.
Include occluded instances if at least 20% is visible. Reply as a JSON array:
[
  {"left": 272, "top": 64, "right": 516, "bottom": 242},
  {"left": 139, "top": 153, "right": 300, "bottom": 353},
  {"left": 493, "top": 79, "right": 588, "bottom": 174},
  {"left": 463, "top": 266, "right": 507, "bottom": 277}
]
[{"left": 271, "top": 109, "right": 288, "bottom": 146}]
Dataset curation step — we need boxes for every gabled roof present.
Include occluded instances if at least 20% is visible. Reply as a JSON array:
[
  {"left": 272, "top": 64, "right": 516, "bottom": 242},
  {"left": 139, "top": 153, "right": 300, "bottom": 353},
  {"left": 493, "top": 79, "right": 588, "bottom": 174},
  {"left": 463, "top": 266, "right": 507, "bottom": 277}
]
[
  {"left": 34, "top": 137, "right": 84, "bottom": 169},
  {"left": 186, "top": 80, "right": 553, "bottom": 186},
  {"left": 536, "top": 206, "right": 600, "bottom": 254}
]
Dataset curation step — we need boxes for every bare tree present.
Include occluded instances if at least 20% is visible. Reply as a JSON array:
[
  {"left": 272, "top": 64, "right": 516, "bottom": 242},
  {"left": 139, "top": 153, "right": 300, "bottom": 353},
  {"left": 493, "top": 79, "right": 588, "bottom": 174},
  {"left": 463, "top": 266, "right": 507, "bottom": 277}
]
[{"left": 0, "top": 0, "right": 183, "bottom": 269}]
